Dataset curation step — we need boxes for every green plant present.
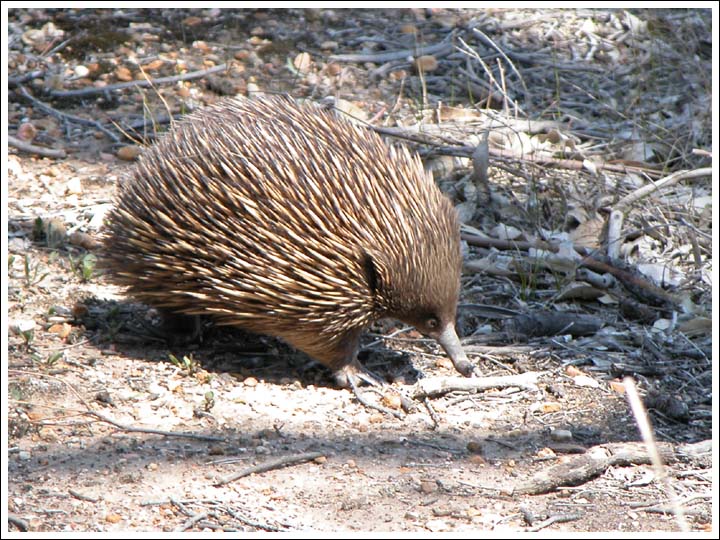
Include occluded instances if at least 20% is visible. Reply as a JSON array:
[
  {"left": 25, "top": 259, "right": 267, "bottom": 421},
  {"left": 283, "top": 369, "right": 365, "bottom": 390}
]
[
  {"left": 30, "top": 350, "right": 63, "bottom": 367},
  {"left": 203, "top": 391, "right": 215, "bottom": 412},
  {"left": 17, "top": 328, "right": 35, "bottom": 350},
  {"left": 168, "top": 353, "right": 198, "bottom": 375},
  {"left": 516, "top": 255, "right": 541, "bottom": 302},
  {"left": 69, "top": 253, "right": 97, "bottom": 282},
  {"left": 23, "top": 254, "right": 49, "bottom": 287}
]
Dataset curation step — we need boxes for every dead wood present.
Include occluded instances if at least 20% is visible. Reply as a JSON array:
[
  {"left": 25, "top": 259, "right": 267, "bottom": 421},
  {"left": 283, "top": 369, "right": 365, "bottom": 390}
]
[
  {"left": 329, "top": 38, "right": 454, "bottom": 63},
  {"left": 412, "top": 371, "right": 540, "bottom": 399},
  {"left": 512, "top": 441, "right": 676, "bottom": 495},
  {"left": 214, "top": 451, "right": 325, "bottom": 487},
  {"left": 46, "top": 64, "right": 229, "bottom": 100},
  {"left": 8, "top": 135, "right": 67, "bottom": 159},
  {"left": 503, "top": 312, "right": 604, "bottom": 339}
]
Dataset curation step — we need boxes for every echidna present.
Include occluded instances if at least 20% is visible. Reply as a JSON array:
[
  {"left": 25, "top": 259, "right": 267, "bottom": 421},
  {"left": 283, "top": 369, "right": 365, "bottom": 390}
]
[{"left": 103, "top": 95, "right": 473, "bottom": 386}]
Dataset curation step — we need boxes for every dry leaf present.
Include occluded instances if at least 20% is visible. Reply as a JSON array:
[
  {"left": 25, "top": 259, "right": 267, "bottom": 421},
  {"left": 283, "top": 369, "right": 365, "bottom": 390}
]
[
  {"left": 115, "top": 66, "right": 133, "bottom": 82},
  {"left": 573, "top": 375, "right": 600, "bottom": 388},
  {"left": 490, "top": 223, "right": 523, "bottom": 241},
  {"left": 293, "top": 52, "right": 312, "bottom": 73},
  {"left": 414, "top": 55, "right": 438, "bottom": 72},
  {"left": 555, "top": 281, "right": 604, "bottom": 301},
  {"left": 540, "top": 402, "right": 562, "bottom": 414},
  {"left": 65, "top": 177, "right": 83, "bottom": 195},
  {"left": 49, "top": 322, "right": 72, "bottom": 339},
  {"left": 537, "top": 447, "right": 557, "bottom": 459},
  {"left": 565, "top": 365, "right": 583, "bottom": 377},
  {"left": 677, "top": 317, "right": 712, "bottom": 336},
  {"left": 142, "top": 59, "right": 165, "bottom": 71},
  {"left": 26, "top": 411, "right": 45, "bottom": 422},
  {"left": 17, "top": 122, "right": 38, "bottom": 142},
  {"left": 381, "top": 393, "right": 402, "bottom": 410},
  {"left": 117, "top": 146, "right": 142, "bottom": 161}
]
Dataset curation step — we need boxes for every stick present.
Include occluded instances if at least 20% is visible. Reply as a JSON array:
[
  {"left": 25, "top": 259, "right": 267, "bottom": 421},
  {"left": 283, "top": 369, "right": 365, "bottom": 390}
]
[
  {"left": 461, "top": 233, "right": 561, "bottom": 254},
  {"left": 176, "top": 512, "right": 209, "bottom": 532},
  {"left": 608, "top": 167, "right": 711, "bottom": 260},
  {"left": 47, "top": 64, "right": 229, "bottom": 99},
  {"left": 614, "top": 168, "right": 711, "bottom": 211},
  {"left": 8, "top": 135, "right": 66, "bottom": 159},
  {"left": 215, "top": 451, "right": 324, "bottom": 486},
  {"left": 15, "top": 85, "right": 120, "bottom": 142},
  {"left": 413, "top": 372, "right": 540, "bottom": 399},
  {"left": 511, "top": 440, "right": 683, "bottom": 496},
  {"left": 461, "top": 233, "right": 695, "bottom": 311},
  {"left": 329, "top": 40, "right": 454, "bottom": 63},
  {"left": 624, "top": 377, "right": 690, "bottom": 533},
  {"left": 8, "top": 515, "right": 29, "bottom": 532},
  {"left": 223, "top": 506, "right": 287, "bottom": 532},
  {"left": 68, "top": 489, "right": 100, "bottom": 503},
  {"left": 8, "top": 70, "right": 46, "bottom": 87},
  {"left": 84, "top": 410, "right": 225, "bottom": 442},
  {"left": 527, "top": 512, "right": 583, "bottom": 532},
  {"left": 504, "top": 312, "right": 604, "bottom": 339}
]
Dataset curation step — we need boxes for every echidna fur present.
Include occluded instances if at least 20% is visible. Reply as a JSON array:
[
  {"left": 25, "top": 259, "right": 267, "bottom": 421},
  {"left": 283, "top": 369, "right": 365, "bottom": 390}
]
[{"left": 103, "top": 95, "right": 472, "bottom": 380}]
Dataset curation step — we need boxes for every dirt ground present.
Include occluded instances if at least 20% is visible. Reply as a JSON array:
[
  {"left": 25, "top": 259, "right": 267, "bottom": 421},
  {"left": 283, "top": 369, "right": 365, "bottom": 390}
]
[{"left": 5, "top": 7, "right": 715, "bottom": 533}]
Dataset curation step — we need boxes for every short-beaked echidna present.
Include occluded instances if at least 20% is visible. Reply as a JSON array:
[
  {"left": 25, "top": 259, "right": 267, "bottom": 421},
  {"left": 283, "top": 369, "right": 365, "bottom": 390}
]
[{"left": 103, "top": 95, "right": 473, "bottom": 383}]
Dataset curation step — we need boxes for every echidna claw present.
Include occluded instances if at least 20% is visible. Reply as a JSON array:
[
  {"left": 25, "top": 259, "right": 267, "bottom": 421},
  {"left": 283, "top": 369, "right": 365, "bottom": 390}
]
[
  {"left": 347, "top": 376, "right": 405, "bottom": 420},
  {"left": 335, "top": 361, "right": 407, "bottom": 419}
]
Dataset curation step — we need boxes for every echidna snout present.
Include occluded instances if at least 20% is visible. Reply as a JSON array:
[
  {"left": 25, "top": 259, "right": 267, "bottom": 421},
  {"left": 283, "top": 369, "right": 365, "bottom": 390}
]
[{"left": 102, "top": 95, "right": 472, "bottom": 382}]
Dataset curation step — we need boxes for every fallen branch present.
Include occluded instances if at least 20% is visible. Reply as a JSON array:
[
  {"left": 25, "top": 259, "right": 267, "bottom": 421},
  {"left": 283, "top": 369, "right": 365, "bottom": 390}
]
[
  {"left": 8, "top": 69, "right": 46, "bottom": 87},
  {"left": 9, "top": 135, "right": 66, "bottom": 159},
  {"left": 413, "top": 371, "right": 540, "bottom": 399},
  {"left": 329, "top": 39, "right": 454, "bottom": 63},
  {"left": 68, "top": 489, "right": 100, "bottom": 503},
  {"left": 527, "top": 512, "right": 583, "bottom": 532},
  {"left": 176, "top": 512, "right": 209, "bottom": 532},
  {"left": 503, "top": 312, "right": 604, "bottom": 339},
  {"left": 16, "top": 85, "right": 120, "bottom": 142},
  {"left": 47, "top": 63, "right": 229, "bottom": 99},
  {"left": 607, "top": 167, "right": 711, "bottom": 260},
  {"left": 625, "top": 378, "right": 690, "bottom": 533},
  {"left": 578, "top": 255, "right": 689, "bottom": 310},
  {"left": 512, "top": 441, "right": 677, "bottom": 495},
  {"left": 461, "top": 232, "right": 694, "bottom": 312},
  {"left": 8, "top": 515, "right": 29, "bottom": 532},
  {"left": 615, "top": 167, "right": 711, "bottom": 212},
  {"left": 214, "top": 451, "right": 324, "bottom": 486},
  {"left": 223, "top": 505, "right": 289, "bottom": 532},
  {"left": 84, "top": 410, "right": 225, "bottom": 442}
]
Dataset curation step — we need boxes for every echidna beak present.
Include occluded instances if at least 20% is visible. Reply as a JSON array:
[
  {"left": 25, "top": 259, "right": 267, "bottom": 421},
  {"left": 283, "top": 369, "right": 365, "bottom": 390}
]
[{"left": 436, "top": 324, "right": 474, "bottom": 378}]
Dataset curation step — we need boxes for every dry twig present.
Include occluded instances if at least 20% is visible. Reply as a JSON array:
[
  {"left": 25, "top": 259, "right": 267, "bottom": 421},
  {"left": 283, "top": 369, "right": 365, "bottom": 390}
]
[
  {"left": 413, "top": 372, "right": 540, "bottom": 399},
  {"left": 8, "top": 135, "right": 66, "bottom": 159},
  {"left": 215, "top": 451, "right": 325, "bottom": 486},
  {"left": 624, "top": 377, "right": 690, "bottom": 533},
  {"left": 84, "top": 410, "right": 225, "bottom": 442},
  {"left": 16, "top": 84, "right": 121, "bottom": 142},
  {"left": 46, "top": 63, "right": 229, "bottom": 99}
]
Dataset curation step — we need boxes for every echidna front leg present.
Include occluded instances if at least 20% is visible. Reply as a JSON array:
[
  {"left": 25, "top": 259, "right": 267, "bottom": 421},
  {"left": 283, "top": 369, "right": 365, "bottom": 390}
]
[
  {"left": 305, "top": 330, "right": 410, "bottom": 418},
  {"left": 338, "top": 359, "right": 406, "bottom": 419},
  {"left": 333, "top": 358, "right": 385, "bottom": 388},
  {"left": 147, "top": 308, "right": 204, "bottom": 346}
]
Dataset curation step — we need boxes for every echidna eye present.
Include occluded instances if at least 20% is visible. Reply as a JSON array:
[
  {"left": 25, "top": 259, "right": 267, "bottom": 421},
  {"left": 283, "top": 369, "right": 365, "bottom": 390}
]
[{"left": 426, "top": 317, "right": 439, "bottom": 329}]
